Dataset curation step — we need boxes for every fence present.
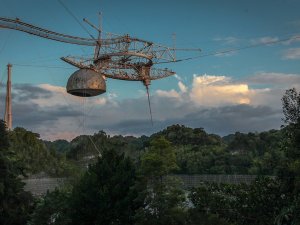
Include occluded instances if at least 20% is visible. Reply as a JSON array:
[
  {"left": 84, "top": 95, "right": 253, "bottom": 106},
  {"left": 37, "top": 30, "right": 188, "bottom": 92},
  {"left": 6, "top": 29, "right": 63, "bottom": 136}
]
[{"left": 23, "top": 174, "right": 275, "bottom": 196}]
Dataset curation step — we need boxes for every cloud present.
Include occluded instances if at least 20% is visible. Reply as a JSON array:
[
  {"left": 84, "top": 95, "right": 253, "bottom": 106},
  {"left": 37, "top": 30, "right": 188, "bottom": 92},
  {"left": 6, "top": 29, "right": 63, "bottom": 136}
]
[
  {"left": 251, "top": 36, "right": 279, "bottom": 45},
  {"left": 30, "top": 83, "right": 109, "bottom": 108},
  {"left": 214, "top": 36, "right": 239, "bottom": 45},
  {"left": 156, "top": 89, "right": 180, "bottom": 98},
  {"left": 10, "top": 84, "right": 53, "bottom": 102},
  {"left": 247, "top": 72, "right": 300, "bottom": 87},
  {"left": 102, "top": 104, "right": 282, "bottom": 136},
  {"left": 0, "top": 83, "right": 113, "bottom": 140},
  {"left": 178, "top": 81, "right": 187, "bottom": 93},
  {"left": 1, "top": 72, "right": 296, "bottom": 141},
  {"left": 179, "top": 104, "right": 282, "bottom": 135},
  {"left": 282, "top": 34, "right": 300, "bottom": 45},
  {"left": 282, "top": 48, "right": 300, "bottom": 59},
  {"left": 215, "top": 50, "right": 237, "bottom": 57},
  {"left": 190, "top": 75, "right": 250, "bottom": 106}
]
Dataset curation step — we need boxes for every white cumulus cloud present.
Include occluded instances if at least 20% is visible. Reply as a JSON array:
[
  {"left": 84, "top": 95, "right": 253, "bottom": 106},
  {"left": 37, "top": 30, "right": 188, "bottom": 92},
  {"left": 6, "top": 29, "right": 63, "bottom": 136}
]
[
  {"left": 190, "top": 75, "right": 250, "bottom": 106},
  {"left": 156, "top": 89, "right": 180, "bottom": 98}
]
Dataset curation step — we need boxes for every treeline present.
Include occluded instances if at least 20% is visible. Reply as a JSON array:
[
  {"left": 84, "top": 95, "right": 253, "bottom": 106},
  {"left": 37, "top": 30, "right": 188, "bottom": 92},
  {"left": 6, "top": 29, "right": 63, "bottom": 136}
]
[
  {"left": 0, "top": 87, "right": 299, "bottom": 225},
  {"left": 4, "top": 113, "right": 286, "bottom": 178},
  {"left": 5, "top": 123, "right": 286, "bottom": 178},
  {"left": 40, "top": 124, "right": 285, "bottom": 177}
]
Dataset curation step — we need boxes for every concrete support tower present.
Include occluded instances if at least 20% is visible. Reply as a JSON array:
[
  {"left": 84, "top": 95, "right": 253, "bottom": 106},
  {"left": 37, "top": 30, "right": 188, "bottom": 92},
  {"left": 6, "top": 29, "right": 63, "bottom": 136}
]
[{"left": 4, "top": 64, "right": 12, "bottom": 130}]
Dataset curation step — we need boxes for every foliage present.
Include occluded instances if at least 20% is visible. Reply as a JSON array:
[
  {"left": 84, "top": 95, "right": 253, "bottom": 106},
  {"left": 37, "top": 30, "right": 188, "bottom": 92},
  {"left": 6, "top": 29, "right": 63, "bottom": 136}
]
[
  {"left": 141, "top": 137, "right": 178, "bottom": 178},
  {"left": 275, "top": 194, "right": 300, "bottom": 225},
  {"left": 55, "top": 124, "right": 287, "bottom": 176},
  {"left": 135, "top": 137, "right": 188, "bottom": 225},
  {"left": 28, "top": 188, "right": 71, "bottom": 225},
  {"left": 187, "top": 208, "right": 232, "bottom": 225},
  {"left": 281, "top": 88, "right": 300, "bottom": 163},
  {"left": 69, "top": 149, "right": 140, "bottom": 225},
  {"left": 282, "top": 88, "right": 300, "bottom": 125},
  {"left": 0, "top": 120, "right": 9, "bottom": 149},
  {"left": 44, "top": 140, "right": 71, "bottom": 154},
  {"left": 8, "top": 127, "right": 78, "bottom": 177},
  {"left": 275, "top": 88, "right": 300, "bottom": 225},
  {"left": 66, "top": 131, "right": 146, "bottom": 163},
  {"left": 152, "top": 124, "right": 223, "bottom": 146},
  {"left": 190, "top": 177, "right": 287, "bottom": 225},
  {"left": 0, "top": 120, "right": 34, "bottom": 225}
]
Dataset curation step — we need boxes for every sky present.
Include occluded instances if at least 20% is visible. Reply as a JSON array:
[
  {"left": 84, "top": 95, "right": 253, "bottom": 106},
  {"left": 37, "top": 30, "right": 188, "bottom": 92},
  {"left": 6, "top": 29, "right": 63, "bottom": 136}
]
[{"left": 0, "top": 0, "right": 300, "bottom": 140}]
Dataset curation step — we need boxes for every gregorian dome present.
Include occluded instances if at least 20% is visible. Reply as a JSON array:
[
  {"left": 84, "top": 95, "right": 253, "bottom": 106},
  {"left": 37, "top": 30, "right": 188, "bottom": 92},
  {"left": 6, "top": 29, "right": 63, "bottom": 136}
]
[{"left": 66, "top": 69, "right": 106, "bottom": 97}]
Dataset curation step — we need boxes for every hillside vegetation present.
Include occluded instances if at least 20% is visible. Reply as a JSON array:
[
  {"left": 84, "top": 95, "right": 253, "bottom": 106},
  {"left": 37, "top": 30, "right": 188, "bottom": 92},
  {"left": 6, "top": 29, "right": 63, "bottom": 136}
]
[{"left": 14, "top": 123, "right": 284, "bottom": 177}]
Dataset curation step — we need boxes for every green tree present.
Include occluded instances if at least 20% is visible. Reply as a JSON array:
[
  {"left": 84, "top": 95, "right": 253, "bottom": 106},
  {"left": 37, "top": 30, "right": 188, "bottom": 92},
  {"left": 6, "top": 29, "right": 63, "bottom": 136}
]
[
  {"left": 189, "top": 178, "right": 287, "bottom": 225},
  {"left": 135, "top": 137, "right": 187, "bottom": 225},
  {"left": 0, "top": 120, "right": 34, "bottom": 225},
  {"left": 9, "top": 127, "right": 76, "bottom": 177},
  {"left": 278, "top": 88, "right": 300, "bottom": 192},
  {"left": 140, "top": 137, "right": 178, "bottom": 178},
  {"left": 152, "top": 124, "right": 223, "bottom": 146},
  {"left": 276, "top": 88, "right": 300, "bottom": 224},
  {"left": 0, "top": 120, "right": 9, "bottom": 149},
  {"left": 282, "top": 88, "right": 300, "bottom": 125},
  {"left": 28, "top": 188, "right": 71, "bottom": 225},
  {"left": 69, "top": 149, "right": 140, "bottom": 225}
]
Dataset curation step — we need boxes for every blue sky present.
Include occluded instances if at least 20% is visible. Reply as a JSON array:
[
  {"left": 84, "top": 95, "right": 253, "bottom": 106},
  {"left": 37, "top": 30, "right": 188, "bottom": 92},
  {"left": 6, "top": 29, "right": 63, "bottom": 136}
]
[{"left": 0, "top": 0, "right": 300, "bottom": 140}]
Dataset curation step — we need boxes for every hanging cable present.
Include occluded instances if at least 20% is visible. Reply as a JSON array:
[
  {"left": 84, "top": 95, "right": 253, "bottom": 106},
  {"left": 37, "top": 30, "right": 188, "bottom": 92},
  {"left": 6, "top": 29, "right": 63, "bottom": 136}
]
[
  {"left": 57, "top": 0, "right": 96, "bottom": 40},
  {"left": 0, "top": 30, "right": 12, "bottom": 55},
  {"left": 88, "top": 135, "right": 101, "bottom": 156},
  {"left": 146, "top": 85, "right": 153, "bottom": 126},
  {"left": 0, "top": 68, "right": 6, "bottom": 85},
  {"left": 154, "top": 34, "right": 300, "bottom": 64}
]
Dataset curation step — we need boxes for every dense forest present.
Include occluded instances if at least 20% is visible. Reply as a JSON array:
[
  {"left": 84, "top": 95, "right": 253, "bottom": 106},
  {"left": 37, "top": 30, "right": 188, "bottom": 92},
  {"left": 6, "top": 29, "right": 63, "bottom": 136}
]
[
  {"left": 8, "top": 123, "right": 286, "bottom": 177},
  {"left": 0, "top": 88, "right": 299, "bottom": 225}
]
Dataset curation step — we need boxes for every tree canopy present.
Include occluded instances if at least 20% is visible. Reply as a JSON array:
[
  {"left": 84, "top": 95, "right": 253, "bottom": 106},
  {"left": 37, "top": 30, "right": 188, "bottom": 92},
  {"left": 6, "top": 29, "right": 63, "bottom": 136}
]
[{"left": 0, "top": 120, "right": 34, "bottom": 225}]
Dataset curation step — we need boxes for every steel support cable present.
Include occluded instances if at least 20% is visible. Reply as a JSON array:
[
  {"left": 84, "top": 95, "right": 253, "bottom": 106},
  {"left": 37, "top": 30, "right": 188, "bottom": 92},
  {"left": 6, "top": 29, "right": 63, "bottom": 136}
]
[
  {"left": 154, "top": 34, "right": 300, "bottom": 64},
  {"left": 0, "top": 69, "right": 5, "bottom": 107},
  {"left": 0, "top": 30, "right": 12, "bottom": 55},
  {"left": 57, "top": 0, "right": 122, "bottom": 58},
  {"left": 146, "top": 85, "right": 153, "bottom": 126},
  {"left": 88, "top": 135, "right": 101, "bottom": 155},
  {"left": 57, "top": 0, "right": 96, "bottom": 41},
  {"left": 79, "top": 72, "right": 102, "bottom": 155}
]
